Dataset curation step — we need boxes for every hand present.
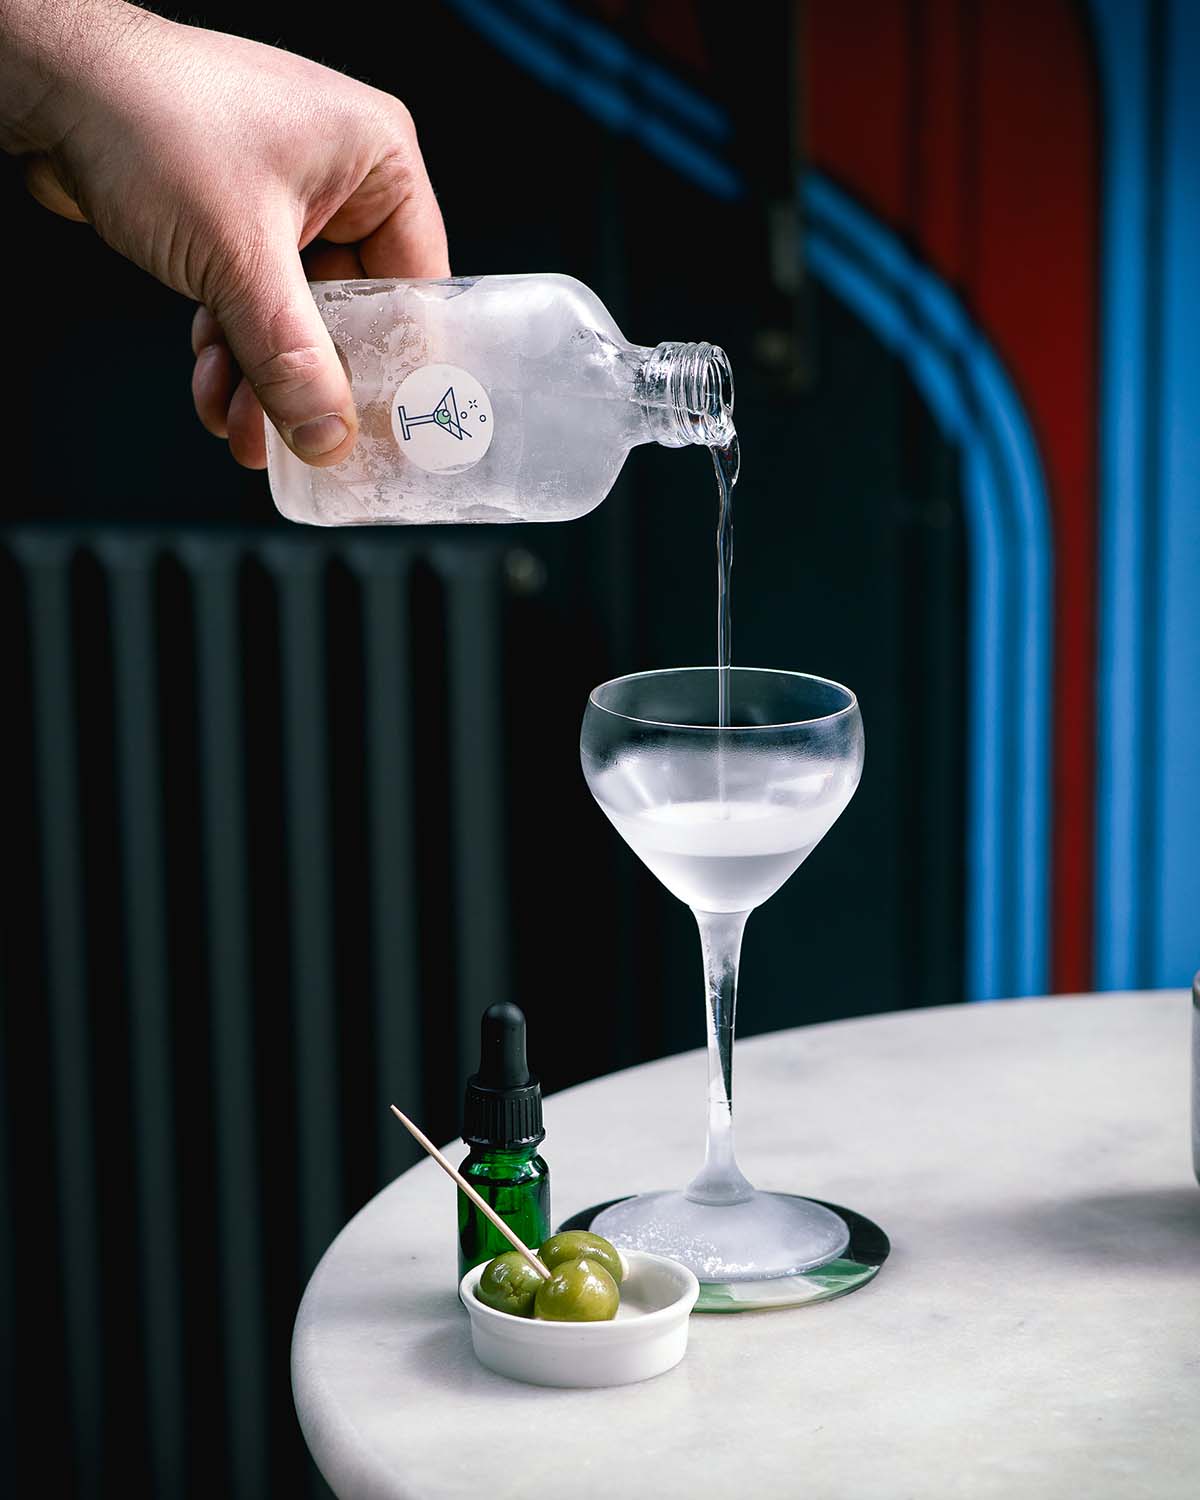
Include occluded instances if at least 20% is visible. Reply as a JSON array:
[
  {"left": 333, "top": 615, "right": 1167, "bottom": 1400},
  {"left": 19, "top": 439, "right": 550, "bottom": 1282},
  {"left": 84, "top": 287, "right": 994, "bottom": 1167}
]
[{"left": 11, "top": 2, "right": 448, "bottom": 469}]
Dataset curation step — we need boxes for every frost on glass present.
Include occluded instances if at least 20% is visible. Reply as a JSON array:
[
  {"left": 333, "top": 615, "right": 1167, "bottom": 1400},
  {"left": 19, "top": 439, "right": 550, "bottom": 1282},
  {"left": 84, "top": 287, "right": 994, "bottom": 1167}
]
[{"left": 266, "top": 273, "right": 662, "bottom": 526}]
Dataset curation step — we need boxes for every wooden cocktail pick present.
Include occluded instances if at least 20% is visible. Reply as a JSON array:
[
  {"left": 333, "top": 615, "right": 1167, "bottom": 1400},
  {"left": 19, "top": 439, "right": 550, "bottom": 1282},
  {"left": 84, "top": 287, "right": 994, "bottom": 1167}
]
[{"left": 389, "top": 1104, "right": 552, "bottom": 1280}]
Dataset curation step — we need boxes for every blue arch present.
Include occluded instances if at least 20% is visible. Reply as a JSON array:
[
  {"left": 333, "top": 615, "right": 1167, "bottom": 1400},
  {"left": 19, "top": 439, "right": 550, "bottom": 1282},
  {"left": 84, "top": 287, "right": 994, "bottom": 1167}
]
[
  {"left": 444, "top": 0, "right": 743, "bottom": 200},
  {"left": 803, "top": 174, "right": 1054, "bottom": 1002},
  {"left": 434, "top": 1, "right": 1059, "bottom": 999},
  {"left": 1091, "top": 0, "right": 1200, "bottom": 989}
]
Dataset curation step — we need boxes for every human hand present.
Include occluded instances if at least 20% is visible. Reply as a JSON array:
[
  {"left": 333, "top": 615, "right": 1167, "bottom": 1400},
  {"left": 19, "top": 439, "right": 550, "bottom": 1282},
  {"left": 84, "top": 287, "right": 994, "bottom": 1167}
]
[{"left": 8, "top": 2, "right": 448, "bottom": 469}]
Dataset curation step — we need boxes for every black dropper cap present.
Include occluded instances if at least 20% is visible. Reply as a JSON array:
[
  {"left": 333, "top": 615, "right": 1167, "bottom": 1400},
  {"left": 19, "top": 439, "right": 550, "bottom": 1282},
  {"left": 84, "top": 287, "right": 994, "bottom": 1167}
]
[{"left": 462, "top": 1002, "right": 545, "bottom": 1149}]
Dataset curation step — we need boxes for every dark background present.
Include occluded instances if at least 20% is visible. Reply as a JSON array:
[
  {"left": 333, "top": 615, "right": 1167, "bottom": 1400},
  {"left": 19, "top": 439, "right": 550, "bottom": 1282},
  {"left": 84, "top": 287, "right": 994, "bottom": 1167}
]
[{"left": 0, "top": 3, "right": 966, "bottom": 1495}]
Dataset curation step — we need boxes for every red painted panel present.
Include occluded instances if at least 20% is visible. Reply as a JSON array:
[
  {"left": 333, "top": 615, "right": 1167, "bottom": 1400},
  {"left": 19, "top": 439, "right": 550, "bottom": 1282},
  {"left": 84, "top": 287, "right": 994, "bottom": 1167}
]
[
  {"left": 591, "top": 0, "right": 710, "bottom": 74},
  {"left": 806, "top": 0, "right": 915, "bottom": 227},
  {"left": 972, "top": 1, "right": 1098, "bottom": 993},
  {"left": 912, "top": 0, "right": 973, "bottom": 286},
  {"left": 805, "top": 0, "right": 1100, "bottom": 992}
]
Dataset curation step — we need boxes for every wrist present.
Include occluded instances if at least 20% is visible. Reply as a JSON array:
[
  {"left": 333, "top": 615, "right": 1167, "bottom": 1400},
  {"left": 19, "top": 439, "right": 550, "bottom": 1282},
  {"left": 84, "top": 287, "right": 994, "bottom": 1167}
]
[{"left": 0, "top": 0, "right": 159, "bottom": 153}]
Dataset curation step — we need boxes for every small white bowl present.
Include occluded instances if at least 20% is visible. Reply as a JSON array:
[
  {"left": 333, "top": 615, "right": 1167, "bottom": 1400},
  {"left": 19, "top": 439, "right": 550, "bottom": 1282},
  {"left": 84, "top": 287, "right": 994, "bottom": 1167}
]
[{"left": 459, "top": 1250, "right": 700, "bottom": 1387}]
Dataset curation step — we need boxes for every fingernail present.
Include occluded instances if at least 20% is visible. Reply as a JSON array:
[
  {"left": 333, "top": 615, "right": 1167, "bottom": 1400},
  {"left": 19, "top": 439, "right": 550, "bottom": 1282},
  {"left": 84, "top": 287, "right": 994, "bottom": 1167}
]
[{"left": 290, "top": 413, "right": 350, "bottom": 457}]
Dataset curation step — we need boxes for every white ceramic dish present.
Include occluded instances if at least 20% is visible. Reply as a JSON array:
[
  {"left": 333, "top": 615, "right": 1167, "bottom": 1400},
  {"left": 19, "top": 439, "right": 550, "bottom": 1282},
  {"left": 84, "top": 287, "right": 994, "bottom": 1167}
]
[{"left": 459, "top": 1250, "right": 700, "bottom": 1387}]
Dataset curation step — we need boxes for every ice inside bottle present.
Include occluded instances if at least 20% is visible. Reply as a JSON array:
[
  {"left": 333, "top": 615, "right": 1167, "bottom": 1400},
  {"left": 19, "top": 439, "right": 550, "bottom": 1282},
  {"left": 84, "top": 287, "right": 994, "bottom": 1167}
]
[{"left": 265, "top": 273, "right": 733, "bottom": 525}]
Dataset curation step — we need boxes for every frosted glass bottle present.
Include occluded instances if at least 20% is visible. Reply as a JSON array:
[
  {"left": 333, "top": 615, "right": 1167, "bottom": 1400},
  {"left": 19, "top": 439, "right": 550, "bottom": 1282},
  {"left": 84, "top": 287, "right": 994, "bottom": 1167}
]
[{"left": 265, "top": 273, "right": 733, "bottom": 525}]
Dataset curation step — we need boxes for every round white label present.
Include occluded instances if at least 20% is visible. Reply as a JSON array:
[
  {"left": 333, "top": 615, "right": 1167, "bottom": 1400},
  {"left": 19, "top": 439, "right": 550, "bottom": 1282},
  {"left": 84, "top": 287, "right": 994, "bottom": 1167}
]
[{"left": 390, "top": 362, "right": 494, "bottom": 473}]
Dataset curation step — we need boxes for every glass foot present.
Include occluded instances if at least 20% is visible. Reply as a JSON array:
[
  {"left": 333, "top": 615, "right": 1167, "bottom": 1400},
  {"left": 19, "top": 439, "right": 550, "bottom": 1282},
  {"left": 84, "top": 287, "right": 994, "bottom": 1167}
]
[
  {"left": 590, "top": 1188, "right": 851, "bottom": 1282},
  {"left": 562, "top": 1197, "right": 888, "bottom": 1311}
]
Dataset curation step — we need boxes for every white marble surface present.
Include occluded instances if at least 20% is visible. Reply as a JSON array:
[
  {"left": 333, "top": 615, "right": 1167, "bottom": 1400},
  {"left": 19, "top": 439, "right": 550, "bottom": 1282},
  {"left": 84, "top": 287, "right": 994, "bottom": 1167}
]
[{"left": 293, "top": 992, "right": 1200, "bottom": 1499}]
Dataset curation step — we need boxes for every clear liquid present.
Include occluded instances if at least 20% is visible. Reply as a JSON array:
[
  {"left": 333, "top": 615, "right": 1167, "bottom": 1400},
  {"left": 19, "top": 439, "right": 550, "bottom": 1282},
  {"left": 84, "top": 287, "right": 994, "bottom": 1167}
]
[
  {"left": 593, "top": 772, "right": 854, "bottom": 913},
  {"left": 712, "top": 435, "right": 739, "bottom": 727}
]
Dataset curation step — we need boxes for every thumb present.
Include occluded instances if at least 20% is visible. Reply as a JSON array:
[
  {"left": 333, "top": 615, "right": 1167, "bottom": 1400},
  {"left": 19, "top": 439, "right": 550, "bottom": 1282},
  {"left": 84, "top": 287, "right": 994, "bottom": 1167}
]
[{"left": 210, "top": 226, "right": 357, "bottom": 467}]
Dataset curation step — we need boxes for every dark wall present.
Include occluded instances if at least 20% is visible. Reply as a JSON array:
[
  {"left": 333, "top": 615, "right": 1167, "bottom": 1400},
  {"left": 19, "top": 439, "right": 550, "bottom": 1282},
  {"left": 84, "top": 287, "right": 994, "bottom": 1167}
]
[
  {"left": 0, "top": 5, "right": 967, "bottom": 1496},
  {"left": 6, "top": 1, "right": 967, "bottom": 1032}
]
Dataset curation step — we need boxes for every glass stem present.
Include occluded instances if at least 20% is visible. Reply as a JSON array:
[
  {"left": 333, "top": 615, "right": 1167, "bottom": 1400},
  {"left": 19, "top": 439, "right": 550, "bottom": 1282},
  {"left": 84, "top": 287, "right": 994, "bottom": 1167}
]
[{"left": 685, "top": 908, "right": 755, "bottom": 1206}]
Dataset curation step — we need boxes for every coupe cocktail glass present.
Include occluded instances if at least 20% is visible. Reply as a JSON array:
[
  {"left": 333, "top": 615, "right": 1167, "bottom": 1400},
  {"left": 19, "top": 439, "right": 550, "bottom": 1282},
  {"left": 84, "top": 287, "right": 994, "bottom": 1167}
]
[{"left": 581, "top": 667, "right": 864, "bottom": 1282}]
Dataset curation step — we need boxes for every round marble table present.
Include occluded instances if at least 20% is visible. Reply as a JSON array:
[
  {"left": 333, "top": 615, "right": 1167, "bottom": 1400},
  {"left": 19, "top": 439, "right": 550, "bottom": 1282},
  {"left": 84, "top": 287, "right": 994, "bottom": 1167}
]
[{"left": 293, "top": 991, "right": 1199, "bottom": 1499}]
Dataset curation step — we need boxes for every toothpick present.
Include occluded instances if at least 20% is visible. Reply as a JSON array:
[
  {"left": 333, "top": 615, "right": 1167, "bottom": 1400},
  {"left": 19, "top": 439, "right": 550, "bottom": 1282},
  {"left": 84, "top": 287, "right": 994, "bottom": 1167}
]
[{"left": 389, "top": 1105, "right": 552, "bottom": 1280}]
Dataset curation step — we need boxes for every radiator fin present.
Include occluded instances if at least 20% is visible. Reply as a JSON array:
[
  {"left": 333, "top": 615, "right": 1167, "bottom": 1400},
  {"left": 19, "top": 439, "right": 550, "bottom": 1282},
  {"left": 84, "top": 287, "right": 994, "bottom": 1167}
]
[{"left": 1, "top": 527, "right": 523, "bottom": 1497}]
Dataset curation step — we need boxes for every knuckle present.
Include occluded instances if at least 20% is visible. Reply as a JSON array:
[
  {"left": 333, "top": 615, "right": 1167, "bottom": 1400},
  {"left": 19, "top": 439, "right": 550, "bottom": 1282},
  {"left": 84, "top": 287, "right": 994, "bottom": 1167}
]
[
  {"left": 360, "top": 93, "right": 420, "bottom": 168},
  {"left": 364, "top": 147, "right": 416, "bottom": 206},
  {"left": 247, "top": 342, "right": 326, "bottom": 397},
  {"left": 203, "top": 227, "right": 336, "bottom": 405},
  {"left": 372, "top": 91, "right": 416, "bottom": 140},
  {"left": 391, "top": 100, "right": 417, "bottom": 143}
]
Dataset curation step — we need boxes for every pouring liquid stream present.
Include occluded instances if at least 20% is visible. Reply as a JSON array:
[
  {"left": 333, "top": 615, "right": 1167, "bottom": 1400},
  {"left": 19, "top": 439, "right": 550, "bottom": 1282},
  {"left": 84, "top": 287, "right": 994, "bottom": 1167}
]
[{"left": 713, "top": 435, "right": 739, "bottom": 802}]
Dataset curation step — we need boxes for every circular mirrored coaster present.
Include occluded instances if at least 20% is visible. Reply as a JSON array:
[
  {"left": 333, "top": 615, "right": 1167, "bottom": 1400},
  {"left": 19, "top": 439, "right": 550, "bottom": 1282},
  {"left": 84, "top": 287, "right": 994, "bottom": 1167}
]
[{"left": 559, "top": 1197, "right": 889, "bottom": 1313}]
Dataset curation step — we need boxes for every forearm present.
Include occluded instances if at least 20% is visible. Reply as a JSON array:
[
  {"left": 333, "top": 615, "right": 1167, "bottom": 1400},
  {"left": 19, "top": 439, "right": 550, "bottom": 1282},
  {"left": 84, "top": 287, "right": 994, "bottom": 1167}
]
[{"left": 0, "top": 0, "right": 158, "bottom": 153}]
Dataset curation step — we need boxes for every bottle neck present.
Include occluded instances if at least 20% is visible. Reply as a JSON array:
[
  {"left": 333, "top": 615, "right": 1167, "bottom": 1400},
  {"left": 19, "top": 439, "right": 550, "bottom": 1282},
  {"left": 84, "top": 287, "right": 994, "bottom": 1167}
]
[
  {"left": 462, "top": 1142, "right": 544, "bottom": 1171},
  {"left": 638, "top": 341, "right": 735, "bottom": 449}
]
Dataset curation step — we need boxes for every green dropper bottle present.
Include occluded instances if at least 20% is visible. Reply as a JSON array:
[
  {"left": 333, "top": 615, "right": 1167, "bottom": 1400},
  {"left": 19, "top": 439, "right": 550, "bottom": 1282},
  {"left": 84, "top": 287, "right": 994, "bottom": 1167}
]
[{"left": 457, "top": 1002, "right": 551, "bottom": 1280}]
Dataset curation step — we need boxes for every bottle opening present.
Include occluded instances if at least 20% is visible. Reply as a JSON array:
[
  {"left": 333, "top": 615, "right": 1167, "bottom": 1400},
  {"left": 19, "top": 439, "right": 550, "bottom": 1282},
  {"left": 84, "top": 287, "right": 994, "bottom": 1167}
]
[{"left": 641, "top": 342, "right": 735, "bottom": 448}]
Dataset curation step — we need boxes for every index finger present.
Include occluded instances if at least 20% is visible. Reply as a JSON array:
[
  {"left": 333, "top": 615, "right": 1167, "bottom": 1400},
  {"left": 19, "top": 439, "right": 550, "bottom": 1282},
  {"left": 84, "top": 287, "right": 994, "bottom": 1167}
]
[{"left": 359, "top": 176, "right": 449, "bottom": 278}]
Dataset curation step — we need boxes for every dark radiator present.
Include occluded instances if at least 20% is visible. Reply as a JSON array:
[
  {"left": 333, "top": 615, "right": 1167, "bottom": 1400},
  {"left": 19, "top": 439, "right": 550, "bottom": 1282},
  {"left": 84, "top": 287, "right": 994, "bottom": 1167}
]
[{"left": 0, "top": 526, "right": 536, "bottom": 1498}]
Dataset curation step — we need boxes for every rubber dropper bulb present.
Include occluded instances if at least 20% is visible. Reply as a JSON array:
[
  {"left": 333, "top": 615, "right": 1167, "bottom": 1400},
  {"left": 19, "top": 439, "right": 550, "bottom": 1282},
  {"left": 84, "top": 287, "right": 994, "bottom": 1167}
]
[{"left": 473, "top": 1001, "right": 533, "bottom": 1091}]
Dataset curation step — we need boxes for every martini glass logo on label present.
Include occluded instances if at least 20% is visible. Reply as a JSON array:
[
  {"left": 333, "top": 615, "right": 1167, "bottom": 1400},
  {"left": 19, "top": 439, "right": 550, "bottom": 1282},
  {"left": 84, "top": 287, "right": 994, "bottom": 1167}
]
[{"left": 391, "top": 363, "right": 494, "bottom": 473}]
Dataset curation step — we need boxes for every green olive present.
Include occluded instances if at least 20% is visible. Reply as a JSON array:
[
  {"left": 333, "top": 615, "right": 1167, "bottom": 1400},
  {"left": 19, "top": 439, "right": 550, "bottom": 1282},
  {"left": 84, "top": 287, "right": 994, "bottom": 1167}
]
[
  {"left": 475, "top": 1251, "right": 545, "bottom": 1318},
  {"left": 533, "top": 1256, "right": 620, "bottom": 1322},
  {"left": 538, "top": 1230, "right": 624, "bottom": 1284}
]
